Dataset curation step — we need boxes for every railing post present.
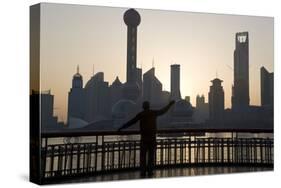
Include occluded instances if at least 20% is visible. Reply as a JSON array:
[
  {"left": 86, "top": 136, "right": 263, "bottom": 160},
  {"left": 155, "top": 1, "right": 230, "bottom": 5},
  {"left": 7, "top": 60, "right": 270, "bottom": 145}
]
[
  {"left": 63, "top": 144, "right": 67, "bottom": 175},
  {"left": 133, "top": 141, "right": 136, "bottom": 168},
  {"left": 50, "top": 145, "right": 54, "bottom": 177},
  {"left": 112, "top": 142, "right": 115, "bottom": 170},
  {"left": 101, "top": 135, "right": 105, "bottom": 171},
  {"left": 160, "top": 139, "right": 163, "bottom": 165},
  {"left": 221, "top": 138, "right": 224, "bottom": 164},
  {"left": 94, "top": 136, "right": 98, "bottom": 172},
  {"left": 208, "top": 138, "right": 210, "bottom": 163},
  {"left": 77, "top": 144, "right": 80, "bottom": 173},
  {"left": 260, "top": 139, "right": 263, "bottom": 164},
  {"left": 174, "top": 139, "right": 177, "bottom": 164},
  {"left": 118, "top": 141, "right": 121, "bottom": 169},
  {"left": 41, "top": 138, "right": 48, "bottom": 178}
]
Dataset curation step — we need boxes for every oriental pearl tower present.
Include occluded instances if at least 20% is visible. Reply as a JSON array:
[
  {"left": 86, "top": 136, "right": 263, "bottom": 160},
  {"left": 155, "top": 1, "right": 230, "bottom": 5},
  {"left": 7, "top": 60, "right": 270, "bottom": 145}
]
[{"left": 122, "top": 9, "right": 142, "bottom": 102}]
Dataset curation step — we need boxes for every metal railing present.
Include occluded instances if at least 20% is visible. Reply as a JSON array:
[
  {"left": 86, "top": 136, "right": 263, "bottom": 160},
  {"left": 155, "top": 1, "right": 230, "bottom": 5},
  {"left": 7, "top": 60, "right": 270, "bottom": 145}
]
[{"left": 41, "top": 128, "right": 273, "bottom": 180}]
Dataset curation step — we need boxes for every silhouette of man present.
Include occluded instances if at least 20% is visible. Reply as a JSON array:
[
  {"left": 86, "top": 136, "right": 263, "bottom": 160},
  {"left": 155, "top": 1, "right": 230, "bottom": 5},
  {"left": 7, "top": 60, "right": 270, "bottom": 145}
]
[{"left": 118, "top": 100, "right": 175, "bottom": 177}]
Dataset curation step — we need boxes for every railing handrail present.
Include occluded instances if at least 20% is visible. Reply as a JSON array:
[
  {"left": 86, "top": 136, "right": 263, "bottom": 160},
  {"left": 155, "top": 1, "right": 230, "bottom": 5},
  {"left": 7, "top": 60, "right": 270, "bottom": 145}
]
[{"left": 41, "top": 128, "right": 273, "bottom": 138}]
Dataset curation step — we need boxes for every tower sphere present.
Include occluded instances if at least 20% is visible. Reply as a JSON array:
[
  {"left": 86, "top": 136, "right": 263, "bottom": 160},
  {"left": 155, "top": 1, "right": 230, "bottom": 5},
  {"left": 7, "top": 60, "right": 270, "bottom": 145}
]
[{"left": 123, "top": 9, "right": 141, "bottom": 27}]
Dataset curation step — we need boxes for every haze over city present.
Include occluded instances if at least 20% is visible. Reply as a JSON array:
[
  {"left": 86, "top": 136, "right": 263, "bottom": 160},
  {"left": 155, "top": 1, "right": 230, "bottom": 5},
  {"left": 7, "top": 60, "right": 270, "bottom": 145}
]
[{"left": 39, "top": 3, "right": 273, "bottom": 122}]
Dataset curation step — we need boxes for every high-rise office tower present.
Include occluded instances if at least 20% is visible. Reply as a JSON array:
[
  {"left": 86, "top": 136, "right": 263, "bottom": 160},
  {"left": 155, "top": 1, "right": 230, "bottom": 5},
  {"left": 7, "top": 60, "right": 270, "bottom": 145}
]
[
  {"left": 84, "top": 72, "right": 110, "bottom": 122},
  {"left": 67, "top": 66, "right": 85, "bottom": 122},
  {"left": 261, "top": 66, "right": 274, "bottom": 107},
  {"left": 170, "top": 64, "right": 181, "bottom": 100},
  {"left": 232, "top": 32, "right": 249, "bottom": 110},
  {"left": 194, "top": 94, "right": 209, "bottom": 123},
  {"left": 209, "top": 78, "right": 224, "bottom": 122},
  {"left": 196, "top": 95, "right": 205, "bottom": 108},
  {"left": 110, "top": 76, "right": 123, "bottom": 107},
  {"left": 40, "top": 90, "right": 59, "bottom": 129},
  {"left": 143, "top": 67, "right": 163, "bottom": 105}
]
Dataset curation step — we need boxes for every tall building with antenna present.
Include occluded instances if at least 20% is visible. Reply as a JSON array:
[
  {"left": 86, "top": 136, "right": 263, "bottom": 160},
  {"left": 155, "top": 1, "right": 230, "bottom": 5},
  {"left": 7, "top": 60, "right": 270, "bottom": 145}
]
[{"left": 67, "top": 65, "right": 85, "bottom": 122}]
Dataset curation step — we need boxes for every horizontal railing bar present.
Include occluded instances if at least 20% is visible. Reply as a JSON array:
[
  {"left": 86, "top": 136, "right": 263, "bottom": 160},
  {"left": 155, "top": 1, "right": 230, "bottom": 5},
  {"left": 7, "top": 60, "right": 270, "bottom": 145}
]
[{"left": 41, "top": 128, "right": 273, "bottom": 138}]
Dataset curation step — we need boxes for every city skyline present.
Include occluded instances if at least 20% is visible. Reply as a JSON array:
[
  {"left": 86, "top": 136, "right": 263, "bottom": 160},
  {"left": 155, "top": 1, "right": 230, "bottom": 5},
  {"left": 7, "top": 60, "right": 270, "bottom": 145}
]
[{"left": 39, "top": 3, "right": 274, "bottom": 122}]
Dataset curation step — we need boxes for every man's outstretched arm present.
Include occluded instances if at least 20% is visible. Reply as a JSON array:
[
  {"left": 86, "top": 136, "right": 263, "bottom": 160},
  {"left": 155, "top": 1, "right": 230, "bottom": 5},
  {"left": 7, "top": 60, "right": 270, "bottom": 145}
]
[
  {"left": 156, "top": 100, "right": 175, "bottom": 116},
  {"left": 118, "top": 113, "right": 141, "bottom": 131}
]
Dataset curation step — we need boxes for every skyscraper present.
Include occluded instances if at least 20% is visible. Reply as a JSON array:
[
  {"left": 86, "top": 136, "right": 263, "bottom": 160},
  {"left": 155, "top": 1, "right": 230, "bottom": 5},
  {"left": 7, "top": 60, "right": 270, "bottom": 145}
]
[
  {"left": 67, "top": 66, "right": 85, "bottom": 122},
  {"left": 232, "top": 32, "right": 249, "bottom": 110},
  {"left": 170, "top": 64, "right": 181, "bottom": 100},
  {"left": 84, "top": 72, "right": 110, "bottom": 122},
  {"left": 110, "top": 76, "right": 123, "bottom": 107},
  {"left": 261, "top": 66, "right": 274, "bottom": 107},
  {"left": 143, "top": 67, "right": 163, "bottom": 105},
  {"left": 209, "top": 78, "right": 224, "bottom": 122},
  {"left": 194, "top": 94, "right": 209, "bottom": 123},
  {"left": 196, "top": 95, "right": 205, "bottom": 108},
  {"left": 40, "top": 90, "right": 59, "bottom": 130}
]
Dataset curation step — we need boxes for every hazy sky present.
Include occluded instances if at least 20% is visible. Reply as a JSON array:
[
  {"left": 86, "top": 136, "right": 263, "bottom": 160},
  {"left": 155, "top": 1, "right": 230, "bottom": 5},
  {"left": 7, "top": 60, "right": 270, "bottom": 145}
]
[{"left": 40, "top": 3, "right": 273, "bottom": 122}]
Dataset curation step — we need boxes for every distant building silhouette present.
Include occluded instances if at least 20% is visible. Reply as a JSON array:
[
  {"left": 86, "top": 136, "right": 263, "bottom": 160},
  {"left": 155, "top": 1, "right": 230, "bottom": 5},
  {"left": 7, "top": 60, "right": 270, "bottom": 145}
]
[
  {"left": 39, "top": 90, "right": 60, "bottom": 130},
  {"left": 112, "top": 99, "right": 138, "bottom": 128},
  {"left": 185, "top": 96, "right": 190, "bottom": 103},
  {"left": 170, "top": 64, "right": 181, "bottom": 101},
  {"left": 232, "top": 32, "right": 250, "bottom": 110},
  {"left": 209, "top": 78, "right": 224, "bottom": 123},
  {"left": 261, "top": 66, "right": 274, "bottom": 107},
  {"left": 67, "top": 66, "right": 85, "bottom": 122},
  {"left": 110, "top": 76, "right": 123, "bottom": 107},
  {"left": 193, "top": 95, "right": 209, "bottom": 123},
  {"left": 143, "top": 67, "right": 163, "bottom": 105},
  {"left": 196, "top": 95, "right": 205, "bottom": 108},
  {"left": 170, "top": 100, "right": 193, "bottom": 123},
  {"left": 169, "top": 64, "right": 193, "bottom": 123},
  {"left": 161, "top": 91, "right": 171, "bottom": 105},
  {"left": 84, "top": 72, "right": 111, "bottom": 122}
]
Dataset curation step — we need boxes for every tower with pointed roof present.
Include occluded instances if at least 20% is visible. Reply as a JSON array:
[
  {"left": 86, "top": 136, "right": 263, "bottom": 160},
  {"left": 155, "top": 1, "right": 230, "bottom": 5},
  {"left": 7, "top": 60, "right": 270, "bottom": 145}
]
[
  {"left": 110, "top": 76, "right": 124, "bottom": 107},
  {"left": 72, "top": 65, "right": 83, "bottom": 88},
  {"left": 67, "top": 65, "right": 85, "bottom": 123}
]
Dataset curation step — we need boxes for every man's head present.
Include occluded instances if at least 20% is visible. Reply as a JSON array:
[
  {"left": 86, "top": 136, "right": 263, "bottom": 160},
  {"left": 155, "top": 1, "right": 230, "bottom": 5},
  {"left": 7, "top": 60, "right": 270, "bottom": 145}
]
[{"left": 142, "top": 101, "right": 150, "bottom": 110}]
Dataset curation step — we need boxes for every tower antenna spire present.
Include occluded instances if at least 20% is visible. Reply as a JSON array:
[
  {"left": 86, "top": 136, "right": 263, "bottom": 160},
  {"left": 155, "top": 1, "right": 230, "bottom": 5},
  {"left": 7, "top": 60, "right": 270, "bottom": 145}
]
[
  {"left": 77, "top": 65, "right": 79, "bottom": 74},
  {"left": 152, "top": 57, "right": 155, "bottom": 68}
]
